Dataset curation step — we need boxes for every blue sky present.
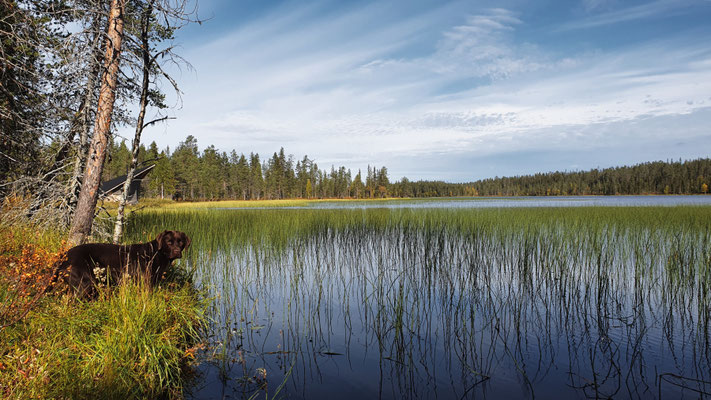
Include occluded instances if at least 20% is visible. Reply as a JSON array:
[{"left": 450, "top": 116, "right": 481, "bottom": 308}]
[{"left": 133, "top": 0, "right": 711, "bottom": 182}]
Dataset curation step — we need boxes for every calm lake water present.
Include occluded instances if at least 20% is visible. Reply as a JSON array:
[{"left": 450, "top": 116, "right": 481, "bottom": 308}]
[
  {"left": 225, "top": 195, "right": 711, "bottom": 210},
  {"left": 135, "top": 198, "right": 711, "bottom": 399}
]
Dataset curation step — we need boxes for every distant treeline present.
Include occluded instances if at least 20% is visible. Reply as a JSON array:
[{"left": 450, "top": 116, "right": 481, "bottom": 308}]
[
  {"left": 395, "top": 158, "right": 711, "bottom": 197},
  {"left": 106, "top": 136, "right": 710, "bottom": 200},
  {"left": 106, "top": 135, "right": 389, "bottom": 200}
]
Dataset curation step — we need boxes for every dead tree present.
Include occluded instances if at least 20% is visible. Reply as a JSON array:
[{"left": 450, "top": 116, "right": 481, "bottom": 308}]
[
  {"left": 67, "top": 4, "right": 106, "bottom": 214},
  {"left": 112, "top": 0, "right": 154, "bottom": 243},
  {"left": 69, "top": 0, "right": 127, "bottom": 245},
  {"left": 112, "top": 0, "right": 196, "bottom": 243}
]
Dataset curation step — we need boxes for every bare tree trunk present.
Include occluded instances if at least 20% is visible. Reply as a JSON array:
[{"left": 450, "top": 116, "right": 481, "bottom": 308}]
[
  {"left": 113, "top": 1, "right": 154, "bottom": 244},
  {"left": 68, "top": 0, "right": 126, "bottom": 246},
  {"left": 67, "top": 12, "right": 104, "bottom": 213}
]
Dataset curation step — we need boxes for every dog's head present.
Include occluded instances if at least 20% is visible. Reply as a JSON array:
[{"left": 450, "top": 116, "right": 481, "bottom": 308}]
[{"left": 156, "top": 230, "right": 191, "bottom": 260}]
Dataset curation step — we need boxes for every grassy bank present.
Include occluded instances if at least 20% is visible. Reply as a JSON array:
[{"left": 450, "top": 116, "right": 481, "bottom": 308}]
[{"left": 0, "top": 224, "right": 207, "bottom": 399}]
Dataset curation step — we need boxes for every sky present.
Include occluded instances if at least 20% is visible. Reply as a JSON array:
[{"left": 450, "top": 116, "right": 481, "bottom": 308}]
[{"left": 129, "top": 0, "right": 711, "bottom": 182}]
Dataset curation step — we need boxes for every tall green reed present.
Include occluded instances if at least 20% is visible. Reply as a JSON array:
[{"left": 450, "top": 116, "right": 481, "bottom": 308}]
[{"left": 126, "top": 205, "right": 711, "bottom": 398}]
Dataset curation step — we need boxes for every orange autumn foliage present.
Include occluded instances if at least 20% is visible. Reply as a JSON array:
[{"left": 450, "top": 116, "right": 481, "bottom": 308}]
[{"left": 0, "top": 230, "right": 68, "bottom": 327}]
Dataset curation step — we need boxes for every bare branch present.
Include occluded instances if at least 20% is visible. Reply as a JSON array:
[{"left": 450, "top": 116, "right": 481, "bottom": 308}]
[{"left": 142, "top": 115, "right": 174, "bottom": 129}]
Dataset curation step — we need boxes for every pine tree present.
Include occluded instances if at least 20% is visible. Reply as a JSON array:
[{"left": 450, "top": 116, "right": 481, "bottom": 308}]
[
  {"left": 351, "top": 170, "right": 364, "bottom": 198},
  {"left": 249, "top": 153, "right": 263, "bottom": 200},
  {"left": 69, "top": 0, "right": 129, "bottom": 244},
  {"left": 172, "top": 135, "right": 200, "bottom": 199}
]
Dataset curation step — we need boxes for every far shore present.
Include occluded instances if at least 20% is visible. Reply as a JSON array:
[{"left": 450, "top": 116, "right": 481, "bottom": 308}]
[{"left": 102, "top": 193, "right": 711, "bottom": 213}]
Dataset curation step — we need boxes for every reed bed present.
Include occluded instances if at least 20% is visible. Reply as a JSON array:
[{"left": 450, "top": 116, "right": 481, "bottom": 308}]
[{"left": 127, "top": 205, "right": 711, "bottom": 399}]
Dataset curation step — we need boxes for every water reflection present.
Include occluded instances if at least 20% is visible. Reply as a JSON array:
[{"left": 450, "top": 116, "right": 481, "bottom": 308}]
[
  {"left": 221, "top": 195, "right": 711, "bottom": 210},
  {"left": 185, "top": 217, "right": 711, "bottom": 399}
]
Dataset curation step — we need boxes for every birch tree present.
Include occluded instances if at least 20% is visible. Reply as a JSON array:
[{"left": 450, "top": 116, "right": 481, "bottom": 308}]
[{"left": 112, "top": 0, "right": 155, "bottom": 243}]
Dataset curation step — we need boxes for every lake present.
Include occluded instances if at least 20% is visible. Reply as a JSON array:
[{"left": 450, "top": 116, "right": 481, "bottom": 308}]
[
  {"left": 127, "top": 197, "right": 711, "bottom": 399},
  {"left": 221, "top": 195, "right": 711, "bottom": 209}
]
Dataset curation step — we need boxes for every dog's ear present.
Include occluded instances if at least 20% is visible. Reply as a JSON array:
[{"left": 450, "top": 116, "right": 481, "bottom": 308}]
[
  {"left": 183, "top": 233, "right": 191, "bottom": 249},
  {"left": 156, "top": 230, "right": 170, "bottom": 249}
]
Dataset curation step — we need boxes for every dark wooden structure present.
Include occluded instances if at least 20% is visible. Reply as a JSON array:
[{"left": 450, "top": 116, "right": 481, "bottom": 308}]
[{"left": 100, "top": 164, "right": 155, "bottom": 203}]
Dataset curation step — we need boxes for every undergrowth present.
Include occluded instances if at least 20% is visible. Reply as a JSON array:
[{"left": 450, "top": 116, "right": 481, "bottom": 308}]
[{"left": 0, "top": 223, "right": 207, "bottom": 399}]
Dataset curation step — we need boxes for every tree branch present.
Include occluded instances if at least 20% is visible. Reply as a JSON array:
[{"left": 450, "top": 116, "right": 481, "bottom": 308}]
[{"left": 142, "top": 115, "right": 174, "bottom": 129}]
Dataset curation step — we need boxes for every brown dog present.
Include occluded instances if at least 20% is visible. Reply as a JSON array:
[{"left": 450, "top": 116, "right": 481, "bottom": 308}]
[{"left": 52, "top": 230, "right": 191, "bottom": 298}]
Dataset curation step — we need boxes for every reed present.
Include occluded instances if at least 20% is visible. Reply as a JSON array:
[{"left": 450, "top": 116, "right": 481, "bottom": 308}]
[{"left": 126, "top": 205, "right": 711, "bottom": 398}]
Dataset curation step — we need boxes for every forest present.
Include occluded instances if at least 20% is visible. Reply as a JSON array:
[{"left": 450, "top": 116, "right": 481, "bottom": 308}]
[
  {"left": 1, "top": 0, "right": 709, "bottom": 235},
  {"left": 0, "top": 2, "right": 709, "bottom": 397},
  {"left": 106, "top": 135, "right": 711, "bottom": 200},
  {"left": 1, "top": 0, "right": 199, "bottom": 242}
]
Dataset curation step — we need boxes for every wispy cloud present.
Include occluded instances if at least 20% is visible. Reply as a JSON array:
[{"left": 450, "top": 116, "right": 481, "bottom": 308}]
[
  {"left": 141, "top": 1, "right": 711, "bottom": 180},
  {"left": 581, "top": 0, "right": 618, "bottom": 13},
  {"left": 559, "top": 0, "right": 701, "bottom": 30}
]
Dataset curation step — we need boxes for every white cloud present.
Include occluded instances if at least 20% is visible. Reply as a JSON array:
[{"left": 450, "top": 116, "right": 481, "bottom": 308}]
[
  {"left": 560, "top": 0, "right": 702, "bottom": 30},
  {"left": 139, "top": 2, "right": 711, "bottom": 180},
  {"left": 582, "top": 0, "right": 618, "bottom": 13}
]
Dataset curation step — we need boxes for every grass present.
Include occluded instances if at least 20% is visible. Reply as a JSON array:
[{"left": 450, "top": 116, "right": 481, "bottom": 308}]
[
  {"left": 16, "top": 200, "right": 701, "bottom": 397},
  {"left": 0, "top": 223, "right": 207, "bottom": 399},
  {"left": 122, "top": 203, "right": 711, "bottom": 398},
  {"left": 125, "top": 205, "right": 711, "bottom": 253},
  {"left": 0, "top": 282, "right": 205, "bottom": 399},
  {"left": 129, "top": 197, "right": 413, "bottom": 210}
]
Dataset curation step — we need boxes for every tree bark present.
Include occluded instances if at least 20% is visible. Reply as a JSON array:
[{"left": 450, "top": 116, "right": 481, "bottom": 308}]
[
  {"left": 67, "top": 11, "right": 104, "bottom": 214},
  {"left": 113, "top": 1, "right": 154, "bottom": 244},
  {"left": 68, "top": 0, "right": 126, "bottom": 245}
]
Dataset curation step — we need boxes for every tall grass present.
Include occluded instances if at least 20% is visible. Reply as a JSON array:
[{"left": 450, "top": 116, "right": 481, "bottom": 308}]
[
  {"left": 0, "top": 223, "right": 207, "bottom": 399},
  {"left": 0, "top": 279, "right": 206, "bottom": 399},
  {"left": 127, "top": 205, "right": 711, "bottom": 398}
]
